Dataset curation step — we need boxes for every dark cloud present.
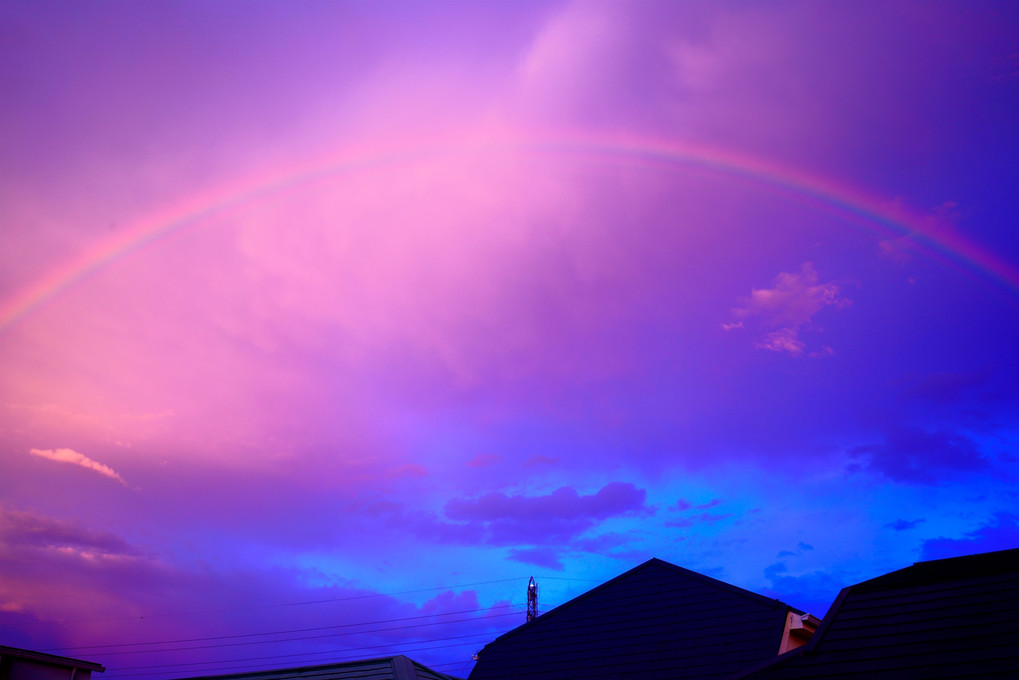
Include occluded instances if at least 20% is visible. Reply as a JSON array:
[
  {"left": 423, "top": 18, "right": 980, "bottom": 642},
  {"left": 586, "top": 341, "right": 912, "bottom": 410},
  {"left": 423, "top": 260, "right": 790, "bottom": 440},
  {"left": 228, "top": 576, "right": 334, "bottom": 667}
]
[
  {"left": 671, "top": 498, "right": 723, "bottom": 513},
  {"left": 896, "top": 369, "right": 992, "bottom": 404},
  {"left": 0, "top": 505, "right": 134, "bottom": 555},
  {"left": 443, "top": 482, "right": 649, "bottom": 547},
  {"left": 849, "top": 427, "right": 988, "bottom": 484},
  {"left": 691, "top": 512, "right": 729, "bottom": 524},
  {"left": 920, "top": 513, "right": 1019, "bottom": 560},
  {"left": 522, "top": 455, "right": 559, "bottom": 469},
  {"left": 761, "top": 565, "right": 845, "bottom": 619},
  {"left": 884, "top": 518, "right": 926, "bottom": 532},
  {"left": 508, "top": 547, "right": 564, "bottom": 571},
  {"left": 0, "top": 506, "right": 512, "bottom": 675}
]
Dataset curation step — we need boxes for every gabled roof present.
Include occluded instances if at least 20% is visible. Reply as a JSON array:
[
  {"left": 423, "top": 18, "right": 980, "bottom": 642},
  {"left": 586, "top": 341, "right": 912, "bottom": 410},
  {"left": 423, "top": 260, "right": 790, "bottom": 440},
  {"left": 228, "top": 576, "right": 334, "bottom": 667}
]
[
  {"left": 173, "top": 655, "right": 461, "bottom": 680},
  {"left": 469, "top": 557, "right": 798, "bottom": 680},
  {"left": 0, "top": 644, "right": 105, "bottom": 673},
  {"left": 732, "top": 547, "right": 1019, "bottom": 679}
]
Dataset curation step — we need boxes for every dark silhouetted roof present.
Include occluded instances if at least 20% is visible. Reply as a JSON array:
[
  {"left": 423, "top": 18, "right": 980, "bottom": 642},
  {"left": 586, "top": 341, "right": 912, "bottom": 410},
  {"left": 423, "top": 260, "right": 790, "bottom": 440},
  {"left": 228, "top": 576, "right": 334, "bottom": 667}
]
[
  {"left": 174, "top": 655, "right": 461, "bottom": 680},
  {"left": 0, "top": 644, "right": 106, "bottom": 673},
  {"left": 733, "top": 547, "right": 1019, "bottom": 679},
  {"left": 468, "top": 557, "right": 797, "bottom": 680}
]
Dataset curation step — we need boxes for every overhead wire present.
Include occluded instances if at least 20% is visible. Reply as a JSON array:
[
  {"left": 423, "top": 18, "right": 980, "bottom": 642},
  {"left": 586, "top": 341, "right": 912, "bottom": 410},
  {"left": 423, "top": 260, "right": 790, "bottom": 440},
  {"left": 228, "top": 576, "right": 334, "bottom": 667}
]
[
  {"left": 97, "top": 600, "right": 563, "bottom": 678},
  {"left": 6, "top": 577, "right": 525, "bottom": 627},
  {"left": 54, "top": 609, "right": 524, "bottom": 657},
  {"left": 11, "top": 572, "right": 582, "bottom": 679},
  {"left": 44, "top": 603, "right": 521, "bottom": 652},
  {"left": 101, "top": 631, "right": 498, "bottom": 676}
]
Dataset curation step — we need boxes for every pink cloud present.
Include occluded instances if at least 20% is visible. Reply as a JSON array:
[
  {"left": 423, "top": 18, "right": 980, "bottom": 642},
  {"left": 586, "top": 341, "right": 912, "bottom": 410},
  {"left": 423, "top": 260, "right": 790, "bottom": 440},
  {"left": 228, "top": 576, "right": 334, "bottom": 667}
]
[
  {"left": 754, "top": 328, "right": 807, "bottom": 355},
  {"left": 29, "top": 448, "right": 127, "bottom": 486},
  {"left": 733, "top": 262, "right": 848, "bottom": 328},
  {"left": 732, "top": 263, "right": 849, "bottom": 356}
]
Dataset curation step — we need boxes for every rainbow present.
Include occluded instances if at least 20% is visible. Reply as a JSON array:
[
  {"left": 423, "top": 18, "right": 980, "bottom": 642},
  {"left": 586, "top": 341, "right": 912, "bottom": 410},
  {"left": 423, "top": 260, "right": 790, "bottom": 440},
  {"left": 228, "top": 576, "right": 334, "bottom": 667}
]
[{"left": 2, "top": 132, "right": 1016, "bottom": 334}]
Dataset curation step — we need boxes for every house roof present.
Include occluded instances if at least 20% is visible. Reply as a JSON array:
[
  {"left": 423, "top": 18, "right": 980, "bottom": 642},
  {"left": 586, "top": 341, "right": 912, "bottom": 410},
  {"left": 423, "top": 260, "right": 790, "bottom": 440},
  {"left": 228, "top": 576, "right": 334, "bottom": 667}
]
[
  {"left": 468, "top": 557, "right": 799, "bottom": 680},
  {"left": 0, "top": 644, "right": 106, "bottom": 673},
  {"left": 173, "top": 655, "right": 461, "bottom": 680},
  {"left": 732, "top": 547, "right": 1019, "bottom": 679}
]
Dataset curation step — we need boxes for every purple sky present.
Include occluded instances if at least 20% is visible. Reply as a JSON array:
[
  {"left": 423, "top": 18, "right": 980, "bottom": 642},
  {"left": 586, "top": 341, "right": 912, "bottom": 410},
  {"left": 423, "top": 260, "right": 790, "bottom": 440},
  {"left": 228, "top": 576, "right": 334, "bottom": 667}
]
[{"left": 2, "top": 1, "right": 1018, "bottom": 677}]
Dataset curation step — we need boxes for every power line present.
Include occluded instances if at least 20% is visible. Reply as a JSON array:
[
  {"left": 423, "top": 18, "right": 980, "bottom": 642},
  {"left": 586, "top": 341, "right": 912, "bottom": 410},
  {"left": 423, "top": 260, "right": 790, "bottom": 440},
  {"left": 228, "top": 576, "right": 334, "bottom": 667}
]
[
  {"left": 64, "top": 609, "right": 523, "bottom": 658},
  {"left": 104, "top": 631, "right": 496, "bottom": 674},
  {"left": 100, "top": 631, "right": 503, "bottom": 679},
  {"left": 7, "top": 577, "right": 523, "bottom": 627},
  {"left": 44, "top": 603, "right": 521, "bottom": 653}
]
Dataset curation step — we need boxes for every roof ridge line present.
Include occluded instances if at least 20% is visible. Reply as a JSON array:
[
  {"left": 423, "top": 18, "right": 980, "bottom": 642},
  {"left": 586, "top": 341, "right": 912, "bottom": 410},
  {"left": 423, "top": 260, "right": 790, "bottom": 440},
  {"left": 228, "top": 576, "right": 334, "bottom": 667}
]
[{"left": 477, "top": 557, "right": 794, "bottom": 651}]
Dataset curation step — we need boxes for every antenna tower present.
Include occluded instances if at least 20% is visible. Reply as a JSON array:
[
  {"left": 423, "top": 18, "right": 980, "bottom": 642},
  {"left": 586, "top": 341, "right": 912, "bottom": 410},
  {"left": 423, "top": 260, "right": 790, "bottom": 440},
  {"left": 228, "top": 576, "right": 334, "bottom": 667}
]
[{"left": 526, "top": 576, "right": 538, "bottom": 622}]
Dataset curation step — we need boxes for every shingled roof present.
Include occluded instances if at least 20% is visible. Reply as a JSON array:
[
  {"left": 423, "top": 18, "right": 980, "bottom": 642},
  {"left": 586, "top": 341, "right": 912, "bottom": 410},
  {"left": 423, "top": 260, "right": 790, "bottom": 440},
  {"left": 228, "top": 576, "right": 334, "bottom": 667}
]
[
  {"left": 174, "top": 655, "right": 461, "bottom": 680},
  {"left": 468, "top": 557, "right": 800, "bottom": 680},
  {"left": 732, "top": 547, "right": 1019, "bottom": 679}
]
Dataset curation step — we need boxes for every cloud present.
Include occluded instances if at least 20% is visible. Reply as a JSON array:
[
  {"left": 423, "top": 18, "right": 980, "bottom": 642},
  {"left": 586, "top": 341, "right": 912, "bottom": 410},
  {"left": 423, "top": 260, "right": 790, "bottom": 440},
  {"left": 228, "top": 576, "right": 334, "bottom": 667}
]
[
  {"left": 878, "top": 236, "right": 918, "bottom": 264},
  {"left": 443, "top": 482, "right": 649, "bottom": 547},
  {"left": 0, "top": 505, "right": 134, "bottom": 555},
  {"left": 387, "top": 463, "right": 428, "bottom": 479},
  {"left": 754, "top": 328, "right": 806, "bottom": 355},
  {"left": 848, "top": 427, "right": 988, "bottom": 484},
  {"left": 29, "top": 448, "right": 128, "bottom": 486},
  {"left": 667, "top": 499, "right": 729, "bottom": 527},
  {"left": 920, "top": 513, "right": 1019, "bottom": 561},
  {"left": 731, "top": 263, "right": 849, "bottom": 356},
  {"left": 467, "top": 453, "right": 502, "bottom": 468},
  {"left": 0, "top": 505, "right": 511, "bottom": 672},
  {"left": 885, "top": 518, "right": 926, "bottom": 532},
  {"left": 508, "top": 547, "right": 564, "bottom": 571},
  {"left": 673, "top": 498, "right": 723, "bottom": 512},
  {"left": 522, "top": 455, "right": 560, "bottom": 469},
  {"left": 733, "top": 263, "right": 848, "bottom": 328},
  {"left": 761, "top": 565, "right": 845, "bottom": 618},
  {"left": 896, "top": 369, "right": 991, "bottom": 404}
]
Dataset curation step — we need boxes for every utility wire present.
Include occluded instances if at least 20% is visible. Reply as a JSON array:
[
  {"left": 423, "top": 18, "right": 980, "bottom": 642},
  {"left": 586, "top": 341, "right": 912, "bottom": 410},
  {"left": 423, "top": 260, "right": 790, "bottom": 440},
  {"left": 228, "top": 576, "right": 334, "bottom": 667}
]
[
  {"left": 96, "top": 598, "right": 560, "bottom": 679},
  {"left": 103, "top": 630, "right": 496, "bottom": 674},
  {"left": 69, "top": 610, "right": 523, "bottom": 657},
  {"left": 8, "top": 577, "right": 523, "bottom": 626},
  {"left": 44, "top": 603, "right": 521, "bottom": 652}
]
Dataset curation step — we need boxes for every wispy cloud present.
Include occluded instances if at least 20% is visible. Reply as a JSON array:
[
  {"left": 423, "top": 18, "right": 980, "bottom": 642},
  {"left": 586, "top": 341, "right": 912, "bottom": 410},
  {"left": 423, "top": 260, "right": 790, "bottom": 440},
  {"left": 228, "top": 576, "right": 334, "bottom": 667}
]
[
  {"left": 29, "top": 448, "right": 128, "bottom": 486},
  {"left": 754, "top": 328, "right": 807, "bottom": 355},
  {"left": 467, "top": 453, "right": 502, "bottom": 468}
]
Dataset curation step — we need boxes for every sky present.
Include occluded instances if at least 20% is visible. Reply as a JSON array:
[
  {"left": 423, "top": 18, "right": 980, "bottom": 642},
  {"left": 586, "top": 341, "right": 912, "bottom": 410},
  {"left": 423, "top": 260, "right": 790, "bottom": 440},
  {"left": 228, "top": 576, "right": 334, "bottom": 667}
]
[{"left": 2, "top": 1, "right": 1018, "bottom": 677}]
